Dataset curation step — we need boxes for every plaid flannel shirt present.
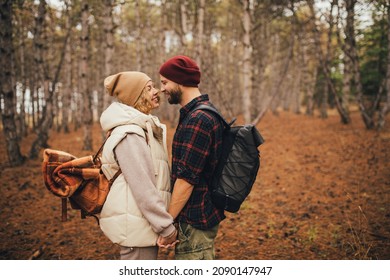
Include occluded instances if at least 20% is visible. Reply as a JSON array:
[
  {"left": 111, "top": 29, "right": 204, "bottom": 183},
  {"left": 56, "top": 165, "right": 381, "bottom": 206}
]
[{"left": 171, "top": 94, "right": 226, "bottom": 229}]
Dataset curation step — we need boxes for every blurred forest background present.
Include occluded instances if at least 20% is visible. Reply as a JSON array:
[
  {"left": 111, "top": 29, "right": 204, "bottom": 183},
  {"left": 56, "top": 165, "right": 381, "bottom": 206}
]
[{"left": 0, "top": 0, "right": 389, "bottom": 165}]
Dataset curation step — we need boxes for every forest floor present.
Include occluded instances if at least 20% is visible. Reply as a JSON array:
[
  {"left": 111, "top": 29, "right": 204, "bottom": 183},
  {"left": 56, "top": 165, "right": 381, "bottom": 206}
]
[{"left": 0, "top": 109, "right": 389, "bottom": 260}]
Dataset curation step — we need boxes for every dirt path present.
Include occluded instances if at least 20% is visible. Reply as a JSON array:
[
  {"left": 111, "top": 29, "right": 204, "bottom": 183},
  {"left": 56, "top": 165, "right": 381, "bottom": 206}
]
[{"left": 0, "top": 110, "right": 389, "bottom": 260}]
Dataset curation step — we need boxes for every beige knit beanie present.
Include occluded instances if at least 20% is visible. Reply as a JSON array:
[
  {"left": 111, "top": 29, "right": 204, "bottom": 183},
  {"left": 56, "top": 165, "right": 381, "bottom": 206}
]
[{"left": 104, "top": 71, "right": 151, "bottom": 107}]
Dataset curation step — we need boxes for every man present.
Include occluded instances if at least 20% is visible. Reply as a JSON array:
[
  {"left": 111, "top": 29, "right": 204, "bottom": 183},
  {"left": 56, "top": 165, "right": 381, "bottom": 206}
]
[{"left": 157, "top": 55, "right": 225, "bottom": 260}]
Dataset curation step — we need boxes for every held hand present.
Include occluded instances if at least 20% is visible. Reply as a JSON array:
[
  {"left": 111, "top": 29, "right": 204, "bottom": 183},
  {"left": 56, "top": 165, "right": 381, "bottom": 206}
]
[
  {"left": 157, "top": 229, "right": 179, "bottom": 248},
  {"left": 157, "top": 236, "right": 178, "bottom": 249}
]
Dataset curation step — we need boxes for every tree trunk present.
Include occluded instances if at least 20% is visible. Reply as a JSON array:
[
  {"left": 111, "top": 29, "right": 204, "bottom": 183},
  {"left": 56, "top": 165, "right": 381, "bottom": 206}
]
[
  {"left": 30, "top": 0, "right": 71, "bottom": 158},
  {"left": 252, "top": 9, "right": 295, "bottom": 125},
  {"left": 304, "top": 42, "right": 314, "bottom": 116},
  {"left": 103, "top": 0, "right": 115, "bottom": 112},
  {"left": 341, "top": 0, "right": 352, "bottom": 118},
  {"left": 55, "top": 85, "right": 61, "bottom": 132},
  {"left": 30, "top": 77, "right": 37, "bottom": 130},
  {"left": 0, "top": 0, "right": 25, "bottom": 166},
  {"left": 195, "top": 0, "right": 205, "bottom": 69},
  {"left": 346, "top": 0, "right": 375, "bottom": 129},
  {"left": 179, "top": 1, "right": 188, "bottom": 48},
  {"left": 347, "top": 0, "right": 382, "bottom": 128},
  {"left": 29, "top": 0, "right": 50, "bottom": 158},
  {"left": 292, "top": 53, "right": 302, "bottom": 114},
  {"left": 81, "top": 1, "right": 93, "bottom": 151},
  {"left": 135, "top": 0, "right": 144, "bottom": 71},
  {"left": 61, "top": 9, "right": 73, "bottom": 134},
  {"left": 378, "top": 2, "right": 390, "bottom": 129},
  {"left": 16, "top": 3, "right": 28, "bottom": 137},
  {"left": 241, "top": 0, "right": 253, "bottom": 123},
  {"left": 251, "top": 4, "right": 267, "bottom": 119},
  {"left": 320, "top": 0, "right": 337, "bottom": 119},
  {"left": 308, "top": 0, "right": 350, "bottom": 124}
]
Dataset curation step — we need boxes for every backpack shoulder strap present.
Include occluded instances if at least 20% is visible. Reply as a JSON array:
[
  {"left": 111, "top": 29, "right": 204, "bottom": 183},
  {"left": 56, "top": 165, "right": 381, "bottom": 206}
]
[
  {"left": 92, "top": 129, "right": 113, "bottom": 163},
  {"left": 193, "top": 104, "right": 234, "bottom": 127}
]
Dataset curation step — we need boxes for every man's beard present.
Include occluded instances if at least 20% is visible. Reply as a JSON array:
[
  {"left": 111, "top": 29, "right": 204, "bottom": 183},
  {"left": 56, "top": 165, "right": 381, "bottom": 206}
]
[{"left": 166, "top": 86, "right": 182, "bottom": 105}]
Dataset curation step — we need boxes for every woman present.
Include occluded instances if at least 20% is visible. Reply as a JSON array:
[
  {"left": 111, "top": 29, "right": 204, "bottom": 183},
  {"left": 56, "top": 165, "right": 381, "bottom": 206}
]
[{"left": 99, "top": 71, "right": 177, "bottom": 260}]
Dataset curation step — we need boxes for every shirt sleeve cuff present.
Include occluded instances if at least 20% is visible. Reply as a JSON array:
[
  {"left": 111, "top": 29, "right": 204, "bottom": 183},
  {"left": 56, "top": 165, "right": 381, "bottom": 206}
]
[
  {"left": 159, "top": 223, "right": 176, "bottom": 238},
  {"left": 176, "top": 166, "right": 199, "bottom": 185}
]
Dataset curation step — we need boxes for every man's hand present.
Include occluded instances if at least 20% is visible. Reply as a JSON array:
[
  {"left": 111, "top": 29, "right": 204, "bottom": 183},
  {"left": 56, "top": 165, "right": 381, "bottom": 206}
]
[{"left": 157, "top": 228, "right": 179, "bottom": 248}]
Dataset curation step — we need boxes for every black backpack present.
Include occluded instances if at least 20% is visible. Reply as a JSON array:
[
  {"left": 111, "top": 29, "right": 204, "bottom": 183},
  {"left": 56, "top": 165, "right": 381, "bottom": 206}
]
[{"left": 195, "top": 105, "right": 265, "bottom": 213}]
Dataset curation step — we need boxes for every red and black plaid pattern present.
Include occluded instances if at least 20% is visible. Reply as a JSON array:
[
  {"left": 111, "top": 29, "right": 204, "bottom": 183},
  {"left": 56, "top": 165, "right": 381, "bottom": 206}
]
[{"left": 172, "top": 94, "right": 226, "bottom": 229}]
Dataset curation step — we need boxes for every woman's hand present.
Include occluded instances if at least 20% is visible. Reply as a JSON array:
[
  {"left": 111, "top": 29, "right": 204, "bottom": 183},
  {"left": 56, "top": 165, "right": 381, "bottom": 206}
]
[{"left": 157, "top": 228, "right": 179, "bottom": 248}]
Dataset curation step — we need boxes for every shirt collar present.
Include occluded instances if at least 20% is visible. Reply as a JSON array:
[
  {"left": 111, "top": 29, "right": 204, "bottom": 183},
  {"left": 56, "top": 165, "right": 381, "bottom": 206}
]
[{"left": 180, "top": 94, "right": 209, "bottom": 117}]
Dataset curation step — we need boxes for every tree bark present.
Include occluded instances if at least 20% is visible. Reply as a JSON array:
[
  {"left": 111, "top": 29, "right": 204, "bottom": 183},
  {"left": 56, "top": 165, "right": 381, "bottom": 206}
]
[
  {"left": 345, "top": 0, "right": 377, "bottom": 129},
  {"left": 241, "top": 0, "right": 253, "bottom": 123},
  {"left": 0, "top": 0, "right": 25, "bottom": 166},
  {"left": 304, "top": 43, "right": 314, "bottom": 116},
  {"left": 378, "top": 1, "right": 390, "bottom": 129},
  {"left": 308, "top": 0, "right": 350, "bottom": 124},
  {"left": 252, "top": 2, "right": 271, "bottom": 116},
  {"left": 15, "top": 2, "right": 28, "bottom": 137},
  {"left": 29, "top": 0, "right": 50, "bottom": 158},
  {"left": 195, "top": 0, "right": 205, "bottom": 69},
  {"left": 345, "top": 0, "right": 371, "bottom": 128},
  {"left": 320, "top": 0, "right": 337, "bottom": 119},
  {"left": 135, "top": 0, "right": 144, "bottom": 71},
  {"left": 341, "top": 0, "right": 352, "bottom": 118},
  {"left": 61, "top": 5, "right": 73, "bottom": 134},
  {"left": 252, "top": 4, "right": 295, "bottom": 125},
  {"left": 103, "top": 0, "right": 115, "bottom": 112},
  {"left": 30, "top": 0, "right": 71, "bottom": 158},
  {"left": 179, "top": 1, "right": 188, "bottom": 48},
  {"left": 81, "top": 1, "right": 93, "bottom": 151}
]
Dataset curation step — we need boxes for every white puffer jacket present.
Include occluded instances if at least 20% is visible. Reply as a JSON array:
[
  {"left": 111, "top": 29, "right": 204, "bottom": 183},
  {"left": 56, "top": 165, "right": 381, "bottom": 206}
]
[{"left": 98, "top": 102, "right": 171, "bottom": 247}]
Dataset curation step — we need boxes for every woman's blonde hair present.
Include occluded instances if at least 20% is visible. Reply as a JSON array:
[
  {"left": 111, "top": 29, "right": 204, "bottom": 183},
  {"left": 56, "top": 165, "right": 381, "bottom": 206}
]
[
  {"left": 134, "top": 87, "right": 153, "bottom": 114},
  {"left": 134, "top": 87, "right": 163, "bottom": 143}
]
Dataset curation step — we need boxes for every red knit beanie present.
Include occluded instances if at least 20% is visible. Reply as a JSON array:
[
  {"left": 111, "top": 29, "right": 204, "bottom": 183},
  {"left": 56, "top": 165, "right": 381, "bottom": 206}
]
[{"left": 159, "top": 55, "right": 201, "bottom": 87}]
